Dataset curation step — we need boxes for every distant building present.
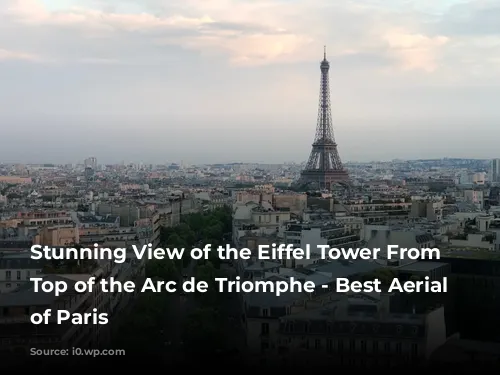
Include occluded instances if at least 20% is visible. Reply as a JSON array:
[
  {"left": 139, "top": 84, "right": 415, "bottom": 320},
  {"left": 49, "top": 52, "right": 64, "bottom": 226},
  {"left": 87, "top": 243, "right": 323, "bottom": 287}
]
[{"left": 0, "top": 176, "right": 32, "bottom": 184}]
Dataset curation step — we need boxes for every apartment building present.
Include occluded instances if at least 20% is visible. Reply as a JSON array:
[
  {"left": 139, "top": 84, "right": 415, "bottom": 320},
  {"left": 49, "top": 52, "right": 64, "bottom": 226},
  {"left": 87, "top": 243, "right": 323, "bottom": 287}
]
[
  {"left": 0, "top": 274, "right": 99, "bottom": 352},
  {"left": 16, "top": 211, "right": 73, "bottom": 226},
  {"left": 409, "top": 198, "right": 444, "bottom": 221},
  {"left": 0, "top": 253, "right": 146, "bottom": 353},
  {"left": 337, "top": 198, "right": 411, "bottom": 225},
  {"left": 421, "top": 249, "right": 500, "bottom": 343},
  {"left": 78, "top": 226, "right": 138, "bottom": 247},
  {"left": 244, "top": 260, "right": 383, "bottom": 359},
  {"left": 235, "top": 190, "right": 307, "bottom": 215},
  {"left": 75, "top": 214, "right": 120, "bottom": 229},
  {"left": 272, "top": 295, "right": 446, "bottom": 367},
  {"left": 232, "top": 202, "right": 291, "bottom": 243},
  {"left": 0, "top": 176, "right": 32, "bottom": 184},
  {"left": 282, "top": 221, "right": 362, "bottom": 268},
  {"left": 0, "top": 252, "right": 43, "bottom": 293},
  {"left": 34, "top": 225, "right": 79, "bottom": 246}
]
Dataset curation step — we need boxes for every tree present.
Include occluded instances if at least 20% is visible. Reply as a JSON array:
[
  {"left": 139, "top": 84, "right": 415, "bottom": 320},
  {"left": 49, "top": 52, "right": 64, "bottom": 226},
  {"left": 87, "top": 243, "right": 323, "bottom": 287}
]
[
  {"left": 194, "top": 261, "right": 219, "bottom": 305},
  {"left": 409, "top": 275, "right": 421, "bottom": 282},
  {"left": 166, "top": 233, "right": 186, "bottom": 249},
  {"left": 146, "top": 258, "right": 178, "bottom": 281},
  {"left": 183, "top": 307, "right": 221, "bottom": 352},
  {"left": 362, "top": 268, "right": 397, "bottom": 285},
  {"left": 113, "top": 291, "right": 166, "bottom": 353}
]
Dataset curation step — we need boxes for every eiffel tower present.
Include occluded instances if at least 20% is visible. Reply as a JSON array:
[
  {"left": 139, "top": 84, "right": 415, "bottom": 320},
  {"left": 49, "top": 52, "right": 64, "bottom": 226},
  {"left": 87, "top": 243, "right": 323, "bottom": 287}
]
[{"left": 299, "top": 47, "right": 349, "bottom": 190}]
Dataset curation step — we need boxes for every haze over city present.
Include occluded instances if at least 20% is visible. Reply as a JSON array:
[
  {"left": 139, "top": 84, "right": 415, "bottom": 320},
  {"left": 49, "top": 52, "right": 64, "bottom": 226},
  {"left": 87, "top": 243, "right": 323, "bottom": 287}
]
[{"left": 0, "top": 0, "right": 499, "bottom": 163}]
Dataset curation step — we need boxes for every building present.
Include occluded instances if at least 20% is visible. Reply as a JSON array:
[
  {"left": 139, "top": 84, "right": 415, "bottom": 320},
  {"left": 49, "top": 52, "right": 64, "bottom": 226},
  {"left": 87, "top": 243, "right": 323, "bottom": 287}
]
[
  {"left": 0, "top": 252, "right": 43, "bottom": 293},
  {"left": 0, "top": 176, "right": 32, "bottom": 184},
  {"left": 282, "top": 221, "right": 361, "bottom": 268},
  {"left": 34, "top": 225, "right": 79, "bottom": 247},
  {"left": 16, "top": 211, "right": 73, "bottom": 226},
  {"left": 273, "top": 295, "right": 446, "bottom": 367},
  {"left": 490, "top": 159, "right": 500, "bottom": 183},
  {"left": 0, "top": 253, "right": 146, "bottom": 353}
]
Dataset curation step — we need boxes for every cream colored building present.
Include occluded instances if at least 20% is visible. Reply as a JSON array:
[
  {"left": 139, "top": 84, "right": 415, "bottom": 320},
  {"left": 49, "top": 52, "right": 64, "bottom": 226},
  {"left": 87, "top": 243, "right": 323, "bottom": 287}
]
[{"left": 34, "top": 225, "right": 79, "bottom": 246}]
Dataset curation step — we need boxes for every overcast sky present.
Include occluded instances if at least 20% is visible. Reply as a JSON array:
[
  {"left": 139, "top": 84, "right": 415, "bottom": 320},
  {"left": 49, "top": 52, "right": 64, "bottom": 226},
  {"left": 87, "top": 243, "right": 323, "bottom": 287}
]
[{"left": 0, "top": 0, "right": 499, "bottom": 164}]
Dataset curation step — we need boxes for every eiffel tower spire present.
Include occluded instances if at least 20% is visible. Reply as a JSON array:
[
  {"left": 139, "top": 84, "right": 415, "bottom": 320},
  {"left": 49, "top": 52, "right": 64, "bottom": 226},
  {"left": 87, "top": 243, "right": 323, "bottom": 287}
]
[{"left": 299, "top": 47, "right": 349, "bottom": 190}]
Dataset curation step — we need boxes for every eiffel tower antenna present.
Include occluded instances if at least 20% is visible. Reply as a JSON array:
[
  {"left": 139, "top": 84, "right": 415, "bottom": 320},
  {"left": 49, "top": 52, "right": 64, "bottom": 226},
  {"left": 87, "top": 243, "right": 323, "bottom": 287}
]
[{"left": 299, "top": 47, "right": 349, "bottom": 190}]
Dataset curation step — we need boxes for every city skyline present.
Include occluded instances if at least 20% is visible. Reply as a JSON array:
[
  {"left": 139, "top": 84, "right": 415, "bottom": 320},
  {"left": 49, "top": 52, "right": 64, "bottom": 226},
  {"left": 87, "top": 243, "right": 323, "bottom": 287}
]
[{"left": 0, "top": 0, "right": 499, "bottom": 164}]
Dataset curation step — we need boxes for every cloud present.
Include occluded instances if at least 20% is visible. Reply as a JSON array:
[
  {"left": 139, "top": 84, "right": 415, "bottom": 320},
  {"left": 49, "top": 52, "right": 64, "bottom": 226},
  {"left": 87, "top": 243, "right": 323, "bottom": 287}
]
[
  {"left": 382, "top": 30, "right": 449, "bottom": 72},
  {"left": 438, "top": 0, "right": 500, "bottom": 36},
  {"left": 0, "top": 0, "right": 498, "bottom": 74},
  {"left": 0, "top": 48, "right": 41, "bottom": 62}
]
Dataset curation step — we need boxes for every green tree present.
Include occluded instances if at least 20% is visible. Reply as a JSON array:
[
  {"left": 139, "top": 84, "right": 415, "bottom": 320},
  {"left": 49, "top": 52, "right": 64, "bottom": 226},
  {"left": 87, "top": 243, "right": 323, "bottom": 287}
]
[
  {"left": 183, "top": 307, "right": 221, "bottom": 352},
  {"left": 409, "top": 274, "right": 421, "bottom": 282},
  {"left": 194, "top": 261, "right": 218, "bottom": 305},
  {"left": 146, "top": 258, "right": 178, "bottom": 281},
  {"left": 166, "top": 233, "right": 187, "bottom": 248},
  {"left": 114, "top": 291, "right": 166, "bottom": 352},
  {"left": 362, "top": 268, "right": 397, "bottom": 285}
]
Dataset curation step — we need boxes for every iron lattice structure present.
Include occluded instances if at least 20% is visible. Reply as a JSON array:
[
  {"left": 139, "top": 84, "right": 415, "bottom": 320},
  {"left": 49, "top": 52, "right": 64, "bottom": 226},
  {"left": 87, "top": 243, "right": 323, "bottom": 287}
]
[{"left": 300, "top": 47, "right": 349, "bottom": 190}]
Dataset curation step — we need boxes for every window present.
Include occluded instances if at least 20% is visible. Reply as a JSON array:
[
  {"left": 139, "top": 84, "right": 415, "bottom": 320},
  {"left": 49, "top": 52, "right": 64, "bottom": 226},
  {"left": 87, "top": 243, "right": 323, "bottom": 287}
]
[
  {"left": 5, "top": 271, "right": 11, "bottom": 280},
  {"left": 315, "top": 339, "right": 321, "bottom": 349},
  {"left": 326, "top": 339, "right": 333, "bottom": 352},
  {"left": 17, "top": 271, "right": 21, "bottom": 280},
  {"left": 262, "top": 309, "right": 269, "bottom": 317},
  {"left": 261, "top": 341, "right": 269, "bottom": 353},
  {"left": 261, "top": 323, "right": 269, "bottom": 335},
  {"left": 26, "top": 270, "right": 30, "bottom": 278},
  {"left": 6, "top": 283, "right": 11, "bottom": 288},
  {"left": 396, "top": 342, "right": 402, "bottom": 354},
  {"left": 276, "top": 215, "right": 280, "bottom": 223},
  {"left": 411, "top": 343, "right": 418, "bottom": 356}
]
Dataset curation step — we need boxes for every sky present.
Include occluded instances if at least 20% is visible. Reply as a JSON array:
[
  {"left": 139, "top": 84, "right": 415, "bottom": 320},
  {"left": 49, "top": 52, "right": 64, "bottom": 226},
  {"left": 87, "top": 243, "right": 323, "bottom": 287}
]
[{"left": 0, "top": 0, "right": 499, "bottom": 164}]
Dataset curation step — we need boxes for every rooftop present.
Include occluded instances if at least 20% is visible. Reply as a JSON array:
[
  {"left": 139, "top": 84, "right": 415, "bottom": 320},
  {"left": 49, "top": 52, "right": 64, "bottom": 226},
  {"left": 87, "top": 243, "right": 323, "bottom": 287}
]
[
  {"left": 440, "top": 248, "right": 500, "bottom": 260},
  {"left": 397, "top": 261, "right": 448, "bottom": 272},
  {"left": 0, "top": 274, "right": 89, "bottom": 307},
  {"left": 77, "top": 214, "right": 118, "bottom": 223},
  {"left": 307, "top": 259, "right": 382, "bottom": 278}
]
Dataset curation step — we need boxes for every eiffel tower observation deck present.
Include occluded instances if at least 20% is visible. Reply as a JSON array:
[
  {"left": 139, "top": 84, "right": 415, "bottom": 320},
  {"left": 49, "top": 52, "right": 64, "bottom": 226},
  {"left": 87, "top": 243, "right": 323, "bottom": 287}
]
[{"left": 299, "top": 47, "right": 349, "bottom": 190}]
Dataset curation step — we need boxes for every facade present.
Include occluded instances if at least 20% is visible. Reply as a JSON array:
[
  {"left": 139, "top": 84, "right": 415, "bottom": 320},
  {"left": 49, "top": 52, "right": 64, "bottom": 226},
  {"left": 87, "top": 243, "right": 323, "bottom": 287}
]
[
  {"left": 246, "top": 289, "right": 446, "bottom": 367},
  {"left": 490, "top": 159, "right": 500, "bottom": 183},
  {"left": 16, "top": 210, "right": 73, "bottom": 226},
  {"left": 34, "top": 225, "right": 79, "bottom": 246},
  {"left": 0, "top": 253, "right": 146, "bottom": 353},
  {"left": 274, "top": 297, "right": 446, "bottom": 367},
  {"left": 0, "top": 252, "right": 43, "bottom": 293}
]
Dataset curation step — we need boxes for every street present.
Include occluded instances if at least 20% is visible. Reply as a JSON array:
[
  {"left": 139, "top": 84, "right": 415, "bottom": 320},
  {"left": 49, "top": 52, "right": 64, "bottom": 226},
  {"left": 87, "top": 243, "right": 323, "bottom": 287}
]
[
  {"left": 217, "top": 265, "right": 246, "bottom": 354},
  {"left": 161, "top": 257, "right": 198, "bottom": 362},
  {"left": 160, "top": 258, "right": 246, "bottom": 362}
]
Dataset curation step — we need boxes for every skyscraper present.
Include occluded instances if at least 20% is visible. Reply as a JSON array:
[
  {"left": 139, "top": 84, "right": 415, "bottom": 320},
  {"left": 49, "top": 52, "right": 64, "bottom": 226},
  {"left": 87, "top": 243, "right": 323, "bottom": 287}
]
[{"left": 490, "top": 159, "right": 500, "bottom": 182}]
